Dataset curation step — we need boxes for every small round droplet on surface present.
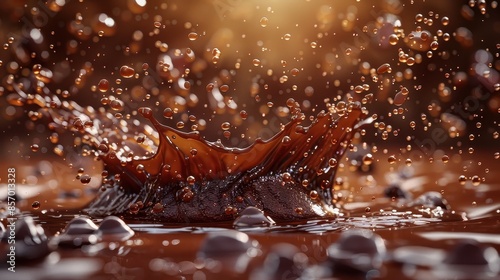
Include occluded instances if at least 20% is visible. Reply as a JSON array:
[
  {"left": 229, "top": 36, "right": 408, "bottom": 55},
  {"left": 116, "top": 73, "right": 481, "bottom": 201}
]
[
  {"left": 95, "top": 216, "right": 134, "bottom": 241},
  {"left": 64, "top": 217, "right": 99, "bottom": 235},
  {"left": 328, "top": 158, "right": 338, "bottom": 168},
  {"left": 233, "top": 206, "right": 275, "bottom": 228},
  {"left": 309, "top": 190, "right": 319, "bottom": 200},
  {"left": 55, "top": 217, "right": 99, "bottom": 247},
  {"left": 281, "top": 172, "right": 292, "bottom": 183},
  {"left": 180, "top": 187, "right": 194, "bottom": 202}
]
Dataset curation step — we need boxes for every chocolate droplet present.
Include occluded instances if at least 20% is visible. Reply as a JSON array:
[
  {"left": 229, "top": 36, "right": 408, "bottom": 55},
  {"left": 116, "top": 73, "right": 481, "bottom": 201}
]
[
  {"left": 53, "top": 216, "right": 99, "bottom": 248},
  {"left": 64, "top": 216, "right": 98, "bottom": 235},
  {"left": 95, "top": 216, "right": 134, "bottom": 241}
]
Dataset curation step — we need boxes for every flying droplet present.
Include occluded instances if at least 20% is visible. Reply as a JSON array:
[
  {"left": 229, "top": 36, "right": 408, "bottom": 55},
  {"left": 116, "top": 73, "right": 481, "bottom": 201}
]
[
  {"left": 458, "top": 175, "right": 467, "bottom": 185},
  {"left": 393, "top": 91, "right": 407, "bottom": 106},
  {"left": 260, "top": 17, "right": 268, "bottom": 27},
  {"left": 362, "top": 154, "right": 374, "bottom": 165},
  {"left": 31, "top": 144, "right": 40, "bottom": 152},
  {"left": 187, "top": 175, "right": 195, "bottom": 185},
  {"left": 442, "top": 155, "right": 449, "bottom": 163},
  {"left": 98, "top": 79, "right": 110, "bottom": 92},
  {"left": 471, "top": 175, "right": 481, "bottom": 186},
  {"left": 389, "top": 34, "right": 398, "bottom": 45},
  {"left": 120, "top": 65, "right": 135, "bottom": 78},
  {"left": 377, "top": 63, "right": 391, "bottom": 74},
  {"left": 388, "top": 155, "right": 396, "bottom": 164},
  {"left": 110, "top": 99, "right": 124, "bottom": 111},
  {"left": 188, "top": 32, "right": 198, "bottom": 41},
  {"left": 221, "top": 122, "right": 231, "bottom": 130},
  {"left": 32, "top": 201, "right": 41, "bottom": 210},
  {"left": 80, "top": 174, "right": 91, "bottom": 185}
]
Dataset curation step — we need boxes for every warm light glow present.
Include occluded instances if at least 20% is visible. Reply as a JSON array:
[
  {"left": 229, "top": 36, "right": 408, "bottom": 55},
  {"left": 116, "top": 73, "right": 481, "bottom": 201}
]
[{"left": 135, "top": 0, "right": 147, "bottom": 7}]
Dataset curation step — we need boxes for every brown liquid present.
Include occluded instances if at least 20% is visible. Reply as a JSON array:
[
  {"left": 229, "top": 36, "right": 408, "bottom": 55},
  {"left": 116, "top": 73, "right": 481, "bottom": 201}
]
[
  {"left": 90, "top": 104, "right": 369, "bottom": 221},
  {"left": 7, "top": 65, "right": 369, "bottom": 221},
  {"left": 1, "top": 1, "right": 499, "bottom": 279}
]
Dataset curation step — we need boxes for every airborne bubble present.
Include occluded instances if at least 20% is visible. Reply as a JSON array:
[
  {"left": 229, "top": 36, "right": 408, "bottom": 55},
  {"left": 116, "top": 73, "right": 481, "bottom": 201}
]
[{"left": 120, "top": 65, "right": 135, "bottom": 78}]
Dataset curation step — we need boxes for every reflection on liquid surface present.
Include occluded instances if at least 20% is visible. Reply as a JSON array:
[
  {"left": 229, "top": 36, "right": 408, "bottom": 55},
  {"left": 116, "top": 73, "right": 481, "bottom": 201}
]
[{"left": 0, "top": 0, "right": 499, "bottom": 279}]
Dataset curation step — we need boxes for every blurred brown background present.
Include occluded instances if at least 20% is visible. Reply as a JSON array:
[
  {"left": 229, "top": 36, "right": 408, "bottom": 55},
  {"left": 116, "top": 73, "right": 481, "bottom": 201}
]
[{"left": 0, "top": 0, "right": 498, "bottom": 164}]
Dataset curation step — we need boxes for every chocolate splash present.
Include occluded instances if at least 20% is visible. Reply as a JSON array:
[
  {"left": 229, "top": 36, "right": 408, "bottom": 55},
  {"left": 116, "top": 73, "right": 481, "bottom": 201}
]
[
  {"left": 89, "top": 102, "right": 369, "bottom": 222},
  {"left": 7, "top": 67, "right": 368, "bottom": 222}
]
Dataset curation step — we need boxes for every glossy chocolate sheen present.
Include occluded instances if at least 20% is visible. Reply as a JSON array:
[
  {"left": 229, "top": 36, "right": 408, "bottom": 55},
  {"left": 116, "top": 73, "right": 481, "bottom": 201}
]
[{"left": 89, "top": 104, "right": 368, "bottom": 221}]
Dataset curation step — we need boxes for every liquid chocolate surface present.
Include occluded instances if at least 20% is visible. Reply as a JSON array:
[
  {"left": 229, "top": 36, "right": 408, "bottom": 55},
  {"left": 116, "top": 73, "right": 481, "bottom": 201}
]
[{"left": 0, "top": 0, "right": 499, "bottom": 279}]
